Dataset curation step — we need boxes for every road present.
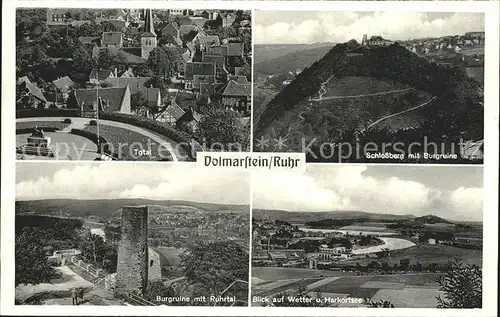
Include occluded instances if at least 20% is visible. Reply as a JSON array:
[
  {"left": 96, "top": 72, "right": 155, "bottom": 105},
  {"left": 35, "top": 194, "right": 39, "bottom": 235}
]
[
  {"left": 366, "top": 96, "right": 438, "bottom": 130},
  {"left": 310, "top": 87, "right": 413, "bottom": 102},
  {"left": 17, "top": 117, "right": 184, "bottom": 161}
]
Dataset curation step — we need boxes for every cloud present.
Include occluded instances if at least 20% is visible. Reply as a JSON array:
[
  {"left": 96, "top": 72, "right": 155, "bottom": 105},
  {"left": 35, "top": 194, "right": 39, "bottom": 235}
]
[
  {"left": 16, "top": 164, "right": 249, "bottom": 205},
  {"left": 253, "top": 165, "right": 483, "bottom": 221},
  {"left": 256, "top": 12, "right": 485, "bottom": 44}
]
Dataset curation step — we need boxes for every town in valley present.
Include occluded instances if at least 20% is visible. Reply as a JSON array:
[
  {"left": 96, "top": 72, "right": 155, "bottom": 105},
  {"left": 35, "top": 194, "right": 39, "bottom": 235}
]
[{"left": 16, "top": 8, "right": 251, "bottom": 161}]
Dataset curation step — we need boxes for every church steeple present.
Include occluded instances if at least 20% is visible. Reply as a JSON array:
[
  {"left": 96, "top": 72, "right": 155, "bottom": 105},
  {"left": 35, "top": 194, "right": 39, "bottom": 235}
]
[
  {"left": 141, "top": 9, "right": 157, "bottom": 60},
  {"left": 143, "top": 9, "right": 156, "bottom": 36}
]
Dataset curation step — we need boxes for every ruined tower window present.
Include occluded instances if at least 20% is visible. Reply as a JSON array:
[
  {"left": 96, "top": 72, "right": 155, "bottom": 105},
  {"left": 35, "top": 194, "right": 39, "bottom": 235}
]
[{"left": 150, "top": 260, "right": 154, "bottom": 267}]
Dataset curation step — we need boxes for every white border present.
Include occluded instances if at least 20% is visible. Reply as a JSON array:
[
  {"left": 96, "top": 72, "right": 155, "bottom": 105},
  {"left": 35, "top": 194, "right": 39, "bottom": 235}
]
[{"left": 2, "top": 1, "right": 499, "bottom": 316}]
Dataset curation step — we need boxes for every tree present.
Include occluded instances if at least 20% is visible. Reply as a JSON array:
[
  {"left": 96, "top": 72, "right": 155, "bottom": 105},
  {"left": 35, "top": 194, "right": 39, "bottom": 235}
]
[
  {"left": 15, "top": 227, "right": 57, "bottom": 286},
  {"left": 181, "top": 240, "right": 248, "bottom": 297},
  {"left": 131, "top": 91, "right": 148, "bottom": 112},
  {"left": 144, "top": 280, "right": 175, "bottom": 302},
  {"left": 72, "top": 44, "right": 95, "bottom": 74},
  {"left": 436, "top": 257, "right": 482, "bottom": 308},
  {"left": 199, "top": 107, "right": 247, "bottom": 151},
  {"left": 97, "top": 48, "right": 115, "bottom": 70},
  {"left": 78, "top": 233, "right": 116, "bottom": 272},
  {"left": 368, "top": 299, "right": 395, "bottom": 308}
]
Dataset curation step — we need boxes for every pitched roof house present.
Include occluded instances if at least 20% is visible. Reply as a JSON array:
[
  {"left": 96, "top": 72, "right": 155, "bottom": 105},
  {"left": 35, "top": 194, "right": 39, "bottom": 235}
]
[
  {"left": 184, "top": 62, "right": 216, "bottom": 80},
  {"left": 74, "top": 86, "right": 131, "bottom": 114},
  {"left": 52, "top": 76, "right": 75, "bottom": 94},
  {"left": 102, "top": 32, "right": 123, "bottom": 47}
]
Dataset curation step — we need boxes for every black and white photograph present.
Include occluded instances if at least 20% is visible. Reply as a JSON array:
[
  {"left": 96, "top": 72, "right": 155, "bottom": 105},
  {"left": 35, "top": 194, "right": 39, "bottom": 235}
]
[
  {"left": 251, "top": 165, "right": 483, "bottom": 308},
  {"left": 15, "top": 162, "right": 250, "bottom": 306},
  {"left": 253, "top": 12, "right": 485, "bottom": 164},
  {"left": 15, "top": 8, "right": 252, "bottom": 161}
]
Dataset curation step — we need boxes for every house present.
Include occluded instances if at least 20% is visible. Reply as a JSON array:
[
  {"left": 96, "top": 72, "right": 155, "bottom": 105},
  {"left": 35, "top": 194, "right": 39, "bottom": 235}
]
[
  {"left": 218, "top": 79, "right": 251, "bottom": 115},
  {"left": 74, "top": 86, "right": 131, "bottom": 116},
  {"left": 221, "top": 12, "right": 236, "bottom": 28},
  {"left": 196, "top": 35, "right": 220, "bottom": 50},
  {"left": 89, "top": 69, "right": 116, "bottom": 85},
  {"left": 225, "top": 43, "right": 244, "bottom": 57},
  {"left": 169, "top": 9, "right": 187, "bottom": 16},
  {"left": 52, "top": 76, "right": 75, "bottom": 101},
  {"left": 102, "top": 32, "right": 123, "bottom": 48},
  {"left": 207, "top": 46, "right": 228, "bottom": 56},
  {"left": 176, "top": 107, "right": 203, "bottom": 133},
  {"left": 184, "top": 62, "right": 216, "bottom": 88},
  {"left": 17, "top": 78, "right": 47, "bottom": 108},
  {"left": 158, "top": 99, "right": 185, "bottom": 125},
  {"left": 202, "top": 53, "right": 226, "bottom": 76},
  {"left": 79, "top": 36, "right": 100, "bottom": 46}
]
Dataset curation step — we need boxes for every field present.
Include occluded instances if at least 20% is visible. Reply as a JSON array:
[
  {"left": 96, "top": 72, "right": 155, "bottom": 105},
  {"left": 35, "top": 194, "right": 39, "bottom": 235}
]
[
  {"left": 460, "top": 47, "right": 485, "bottom": 56},
  {"left": 251, "top": 269, "right": 445, "bottom": 307},
  {"left": 354, "top": 244, "right": 482, "bottom": 266},
  {"left": 84, "top": 125, "right": 172, "bottom": 161},
  {"left": 252, "top": 267, "right": 346, "bottom": 281}
]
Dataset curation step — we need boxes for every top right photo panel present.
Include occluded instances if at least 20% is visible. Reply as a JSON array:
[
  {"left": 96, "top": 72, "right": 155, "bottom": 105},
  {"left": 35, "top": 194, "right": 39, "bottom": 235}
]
[{"left": 253, "top": 11, "right": 484, "bottom": 164}]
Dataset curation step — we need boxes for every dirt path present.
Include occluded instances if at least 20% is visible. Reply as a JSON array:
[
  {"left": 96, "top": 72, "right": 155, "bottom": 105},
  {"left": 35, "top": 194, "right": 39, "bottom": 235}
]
[
  {"left": 366, "top": 96, "right": 437, "bottom": 130},
  {"left": 311, "top": 87, "right": 412, "bottom": 102}
]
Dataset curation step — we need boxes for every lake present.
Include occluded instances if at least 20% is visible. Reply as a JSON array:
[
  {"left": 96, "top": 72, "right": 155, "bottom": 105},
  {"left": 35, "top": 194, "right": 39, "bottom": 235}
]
[{"left": 352, "top": 237, "right": 416, "bottom": 254}]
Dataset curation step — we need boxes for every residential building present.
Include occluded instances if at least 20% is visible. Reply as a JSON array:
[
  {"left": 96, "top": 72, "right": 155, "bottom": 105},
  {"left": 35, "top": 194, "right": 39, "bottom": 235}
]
[
  {"left": 52, "top": 76, "right": 75, "bottom": 101},
  {"left": 74, "top": 86, "right": 131, "bottom": 116},
  {"left": 102, "top": 32, "right": 123, "bottom": 48}
]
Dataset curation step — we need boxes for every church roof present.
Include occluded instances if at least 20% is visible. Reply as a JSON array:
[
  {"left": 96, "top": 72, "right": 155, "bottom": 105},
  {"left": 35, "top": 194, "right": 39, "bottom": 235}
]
[{"left": 142, "top": 9, "right": 156, "bottom": 37}]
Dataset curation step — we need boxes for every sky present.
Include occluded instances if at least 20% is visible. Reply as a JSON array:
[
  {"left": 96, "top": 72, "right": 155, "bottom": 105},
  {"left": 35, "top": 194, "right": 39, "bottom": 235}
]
[
  {"left": 16, "top": 163, "right": 250, "bottom": 205},
  {"left": 252, "top": 165, "right": 483, "bottom": 221},
  {"left": 255, "top": 12, "right": 485, "bottom": 44}
]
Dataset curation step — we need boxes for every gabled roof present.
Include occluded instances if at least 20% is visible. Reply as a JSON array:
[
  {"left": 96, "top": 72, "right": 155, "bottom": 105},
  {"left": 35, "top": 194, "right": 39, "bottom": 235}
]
[
  {"left": 190, "top": 17, "right": 208, "bottom": 28},
  {"left": 181, "top": 50, "right": 192, "bottom": 62},
  {"left": 186, "top": 43, "right": 196, "bottom": 53},
  {"left": 52, "top": 76, "right": 75, "bottom": 93},
  {"left": 164, "top": 101, "right": 186, "bottom": 121},
  {"left": 18, "top": 80, "right": 47, "bottom": 103},
  {"left": 79, "top": 36, "right": 99, "bottom": 45},
  {"left": 103, "top": 77, "right": 149, "bottom": 95},
  {"left": 207, "top": 46, "right": 227, "bottom": 56},
  {"left": 177, "top": 107, "right": 203, "bottom": 124},
  {"left": 93, "top": 47, "right": 147, "bottom": 65},
  {"left": 227, "top": 75, "right": 248, "bottom": 84},
  {"left": 89, "top": 69, "right": 114, "bottom": 82},
  {"left": 184, "top": 62, "right": 215, "bottom": 80},
  {"left": 74, "top": 86, "right": 128, "bottom": 113},
  {"left": 226, "top": 43, "right": 244, "bottom": 56},
  {"left": 17, "top": 76, "right": 31, "bottom": 85},
  {"left": 197, "top": 35, "right": 220, "bottom": 46},
  {"left": 183, "top": 30, "right": 199, "bottom": 43},
  {"left": 192, "top": 75, "right": 215, "bottom": 90},
  {"left": 218, "top": 80, "right": 251, "bottom": 97},
  {"left": 202, "top": 53, "right": 225, "bottom": 71},
  {"left": 179, "top": 25, "right": 197, "bottom": 37},
  {"left": 102, "top": 32, "right": 123, "bottom": 45}
]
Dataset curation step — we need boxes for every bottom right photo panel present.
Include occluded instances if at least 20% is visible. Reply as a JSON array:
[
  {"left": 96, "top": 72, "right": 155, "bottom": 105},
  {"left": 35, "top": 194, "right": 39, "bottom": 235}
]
[{"left": 251, "top": 165, "right": 483, "bottom": 308}]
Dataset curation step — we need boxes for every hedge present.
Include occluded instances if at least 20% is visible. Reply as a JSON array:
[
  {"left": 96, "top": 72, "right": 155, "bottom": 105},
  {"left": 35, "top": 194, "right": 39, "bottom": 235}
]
[
  {"left": 16, "top": 127, "right": 60, "bottom": 134},
  {"left": 99, "top": 112, "right": 197, "bottom": 160},
  {"left": 16, "top": 109, "right": 81, "bottom": 118},
  {"left": 69, "top": 129, "right": 119, "bottom": 160}
]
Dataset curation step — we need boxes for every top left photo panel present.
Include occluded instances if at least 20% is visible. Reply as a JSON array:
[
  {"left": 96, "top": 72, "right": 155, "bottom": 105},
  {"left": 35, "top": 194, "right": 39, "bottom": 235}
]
[{"left": 15, "top": 8, "right": 252, "bottom": 161}]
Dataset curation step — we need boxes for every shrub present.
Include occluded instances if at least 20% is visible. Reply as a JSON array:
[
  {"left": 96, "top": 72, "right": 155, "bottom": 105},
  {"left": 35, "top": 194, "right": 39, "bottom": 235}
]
[
  {"left": 89, "top": 120, "right": 97, "bottom": 126},
  {"left": 69, "top": 129, "right": 118, "bottom": 159},
  {"left": 16, "top": 109, "right": 80, "bottom": 118},
  {"left": 63, "top": 118, "right": 72, "bottom": 124},
  {"left": 99, "top": 112, "right": 197, "bottom": 160}
]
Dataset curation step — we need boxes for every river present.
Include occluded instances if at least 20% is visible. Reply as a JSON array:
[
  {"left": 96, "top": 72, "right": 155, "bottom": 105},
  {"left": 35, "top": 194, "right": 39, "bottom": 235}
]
[
  {"left": 351, "top": 237, "right": 416, "bottom": 254},
  {"left": 299, "top": 227, "right": 398, "bottom": 236}
]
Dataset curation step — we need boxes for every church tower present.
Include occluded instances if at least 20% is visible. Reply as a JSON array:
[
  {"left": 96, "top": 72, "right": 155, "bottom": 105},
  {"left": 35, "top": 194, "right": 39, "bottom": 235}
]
[
  {"left": 141, "top": 9, "right": 157, "bottom": 60},
  {"left": 362, "top": 34, "right": 368, "bottom": 46}
]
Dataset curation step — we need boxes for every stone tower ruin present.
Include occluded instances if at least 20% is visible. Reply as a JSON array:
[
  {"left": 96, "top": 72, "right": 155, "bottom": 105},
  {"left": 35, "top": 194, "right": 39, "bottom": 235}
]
[
  {"left": 362, "top": 34, "right": 368, "bottom": 46},
  {"left": 115, "top": 206, "right": 149, "bottom": 296}
]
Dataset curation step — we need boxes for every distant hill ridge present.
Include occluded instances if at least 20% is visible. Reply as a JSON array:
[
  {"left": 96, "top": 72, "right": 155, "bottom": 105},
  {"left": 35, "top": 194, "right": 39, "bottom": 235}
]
[
  {"left": 255, "top": 40, "right": 482, "bottom": 136},
  {"left": 15, "top": 199, "right": 249, "bottom": 219},
  {"left": 253, "top": 208, "right": 415, "bottom": 222}
]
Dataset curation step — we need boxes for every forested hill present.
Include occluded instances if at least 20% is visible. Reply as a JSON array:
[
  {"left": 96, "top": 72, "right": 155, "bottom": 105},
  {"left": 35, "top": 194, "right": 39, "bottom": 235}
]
[{"left": 254, "top": 41, "right": 483, "bottom": 137}]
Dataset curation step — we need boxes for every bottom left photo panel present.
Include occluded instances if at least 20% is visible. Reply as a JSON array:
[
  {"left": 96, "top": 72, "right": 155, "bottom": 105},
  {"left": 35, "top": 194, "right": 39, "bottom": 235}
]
[{"left": 14, "top": 162, "right": 250, "bottom": 306}]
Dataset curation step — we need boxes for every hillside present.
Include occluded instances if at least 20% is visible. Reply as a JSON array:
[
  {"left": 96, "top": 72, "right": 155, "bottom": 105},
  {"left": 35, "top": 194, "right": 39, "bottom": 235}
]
[
  {"left": 15, "top": 199, "right": 249, "bottom": 219},
  {"left": 254, "top": 42, "right": 335, "bottom": 64},
  {"left": 254, "top": 41, "right": 483, "bottom": 162},
  {"left": 255, "top": 45, "right": 334, "bottom": 76},
  {"left": 252, "top": 209, "right": 414, "bottom": 223}
]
